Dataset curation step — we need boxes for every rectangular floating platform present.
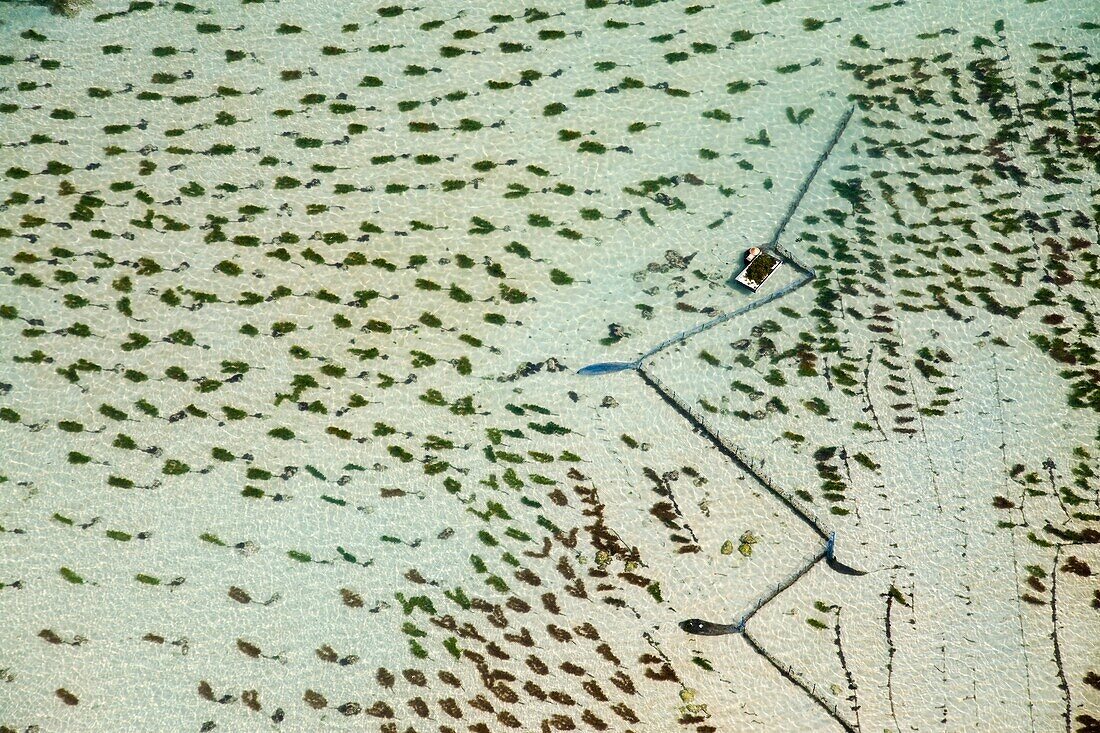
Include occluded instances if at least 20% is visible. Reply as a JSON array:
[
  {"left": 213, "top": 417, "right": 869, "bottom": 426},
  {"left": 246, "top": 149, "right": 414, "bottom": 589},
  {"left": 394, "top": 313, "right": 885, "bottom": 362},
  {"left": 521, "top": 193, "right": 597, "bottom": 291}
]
[{"left": 734, "top": 250, "right": 783, "bottom": 292}]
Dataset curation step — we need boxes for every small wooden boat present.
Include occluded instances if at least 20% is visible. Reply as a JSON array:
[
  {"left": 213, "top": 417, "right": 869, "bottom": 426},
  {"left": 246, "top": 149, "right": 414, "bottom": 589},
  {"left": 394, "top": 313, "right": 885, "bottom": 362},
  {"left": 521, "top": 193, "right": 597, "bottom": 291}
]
[{"left": 734, "top": 247, "right": 783, "bottom": 292}]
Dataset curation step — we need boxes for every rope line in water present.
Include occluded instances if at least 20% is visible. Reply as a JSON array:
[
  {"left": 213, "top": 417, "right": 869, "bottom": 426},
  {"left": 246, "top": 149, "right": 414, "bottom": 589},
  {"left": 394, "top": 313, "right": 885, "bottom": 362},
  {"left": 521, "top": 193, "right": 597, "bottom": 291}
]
[{"left": 574, "top": 105, "right": 862, "bottom": 732}]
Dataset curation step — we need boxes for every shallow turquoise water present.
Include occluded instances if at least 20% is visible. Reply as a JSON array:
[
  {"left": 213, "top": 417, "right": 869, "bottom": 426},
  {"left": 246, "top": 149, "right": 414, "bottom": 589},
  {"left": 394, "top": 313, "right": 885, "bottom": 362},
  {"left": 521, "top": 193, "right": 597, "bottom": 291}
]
[{"left": 1, "top": 1, "right": 1098, "bottom": 731}]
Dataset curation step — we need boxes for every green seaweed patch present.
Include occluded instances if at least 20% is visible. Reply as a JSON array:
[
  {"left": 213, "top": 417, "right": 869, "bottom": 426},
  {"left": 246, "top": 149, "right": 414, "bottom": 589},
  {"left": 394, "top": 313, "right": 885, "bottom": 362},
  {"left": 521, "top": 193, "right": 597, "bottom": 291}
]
[
  {"left": 163, "top": 459, "right": 190, "bottom": 475},
  {"left": 59, "top": 567, "right": 85, "bottom": 584}
]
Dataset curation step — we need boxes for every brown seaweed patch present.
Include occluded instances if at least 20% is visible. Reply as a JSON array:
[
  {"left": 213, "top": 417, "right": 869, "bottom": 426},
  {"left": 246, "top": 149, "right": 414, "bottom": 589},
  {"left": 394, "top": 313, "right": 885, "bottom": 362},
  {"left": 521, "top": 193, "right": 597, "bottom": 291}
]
[
  {"left": 241, "top": 689, "right": 261, "bottom": 712},
  {"left": 407, "top": 696, "right": 430, "bottom": 717},
  {"left": 227, "top": 586, "right": 251, "bottom": 604},
  {"left": 504, "top": 627, "right": 535, "bottom": 647},
  {"left": 337, "top": 701, "right": 361, "bottom": 716},
  {"left": 367, "top": 700, "right": 394, "bottom": 718},
  {"left": 581, "top": 709, "right": 609, "bottom": 730},
  {"left": 439, "top": 697, "right": 463, "bottom": 718},
  {"left": 55, "top": 688, "right": 79, "bottom": 706},
  {"left": 524, "top": 680, "right": 547, "bottom": 700},
  {"left": 303, "top": 689, "right": 327, "bottom": 709},
  {"left": 404, "top": 668, "right": 428, "bottom": 686},
  {"left": 506, "top": 596, "right": 531, "bottom": 613},
  {"left": 582, "top": 680, "right": 608, "bottom": 702}
]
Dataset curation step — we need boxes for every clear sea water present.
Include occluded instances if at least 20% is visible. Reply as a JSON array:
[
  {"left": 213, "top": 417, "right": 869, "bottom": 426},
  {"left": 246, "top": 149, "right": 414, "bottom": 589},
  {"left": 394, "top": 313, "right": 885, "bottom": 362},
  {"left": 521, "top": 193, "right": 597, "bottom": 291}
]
[{"left": 2, "top": 1, "right": 1097, "bottom": 731}]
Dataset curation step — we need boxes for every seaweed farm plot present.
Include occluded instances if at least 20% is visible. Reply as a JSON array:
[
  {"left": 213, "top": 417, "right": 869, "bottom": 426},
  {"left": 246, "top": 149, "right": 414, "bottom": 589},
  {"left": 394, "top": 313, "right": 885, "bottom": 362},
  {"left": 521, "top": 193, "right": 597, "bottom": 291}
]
[
  {"left": 642, "top": 23, "right": 1100, "bottom": 733},
  {"left": 1, "top": 1, "right": 1099, "bottom": 733}
]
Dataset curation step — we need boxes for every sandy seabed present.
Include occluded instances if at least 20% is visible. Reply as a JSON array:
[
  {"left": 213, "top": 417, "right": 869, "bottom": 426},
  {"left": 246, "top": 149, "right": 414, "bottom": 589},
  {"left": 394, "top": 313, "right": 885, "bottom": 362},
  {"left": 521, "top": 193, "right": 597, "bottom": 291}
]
[{"left": 1, "top": 1, "right": 1098, "bottom": 731}]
